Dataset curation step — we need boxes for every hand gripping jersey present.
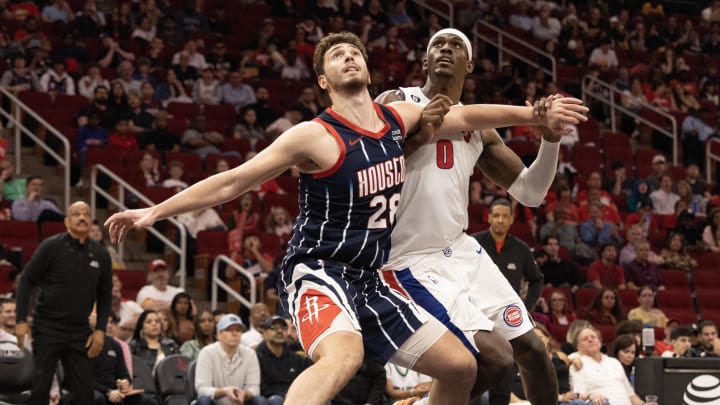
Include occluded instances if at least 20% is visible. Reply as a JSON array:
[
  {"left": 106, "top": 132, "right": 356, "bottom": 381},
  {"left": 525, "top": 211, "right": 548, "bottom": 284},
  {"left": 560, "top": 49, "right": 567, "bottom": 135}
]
[
  {"left": 385, "top": 87, "right": 484, "bottom": 269},
  {"left": 282, "top": 103, "right": 407, "bottom": 271}
]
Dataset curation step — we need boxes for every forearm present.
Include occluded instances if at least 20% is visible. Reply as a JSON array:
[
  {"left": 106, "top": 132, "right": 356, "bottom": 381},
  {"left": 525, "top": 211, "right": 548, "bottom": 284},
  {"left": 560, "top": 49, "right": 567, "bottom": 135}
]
[
  {"left": 444, "top": 104, "right": 540, "bottom": 133},
  {"left": 525, "top": 280, "right": 543, "bottom": 310},
  {"left": 147, "top": 169, "right": 256, "bottom": 222},
  {"left": 507, "top": 138, "right": 560, "bottom": 206}
]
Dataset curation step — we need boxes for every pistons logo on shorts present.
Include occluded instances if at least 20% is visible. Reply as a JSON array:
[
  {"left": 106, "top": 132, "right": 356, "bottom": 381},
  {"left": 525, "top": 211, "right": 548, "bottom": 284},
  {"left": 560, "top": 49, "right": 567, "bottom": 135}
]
[{"left": 502, "top": 304, "right": 524, "bottom": 327}]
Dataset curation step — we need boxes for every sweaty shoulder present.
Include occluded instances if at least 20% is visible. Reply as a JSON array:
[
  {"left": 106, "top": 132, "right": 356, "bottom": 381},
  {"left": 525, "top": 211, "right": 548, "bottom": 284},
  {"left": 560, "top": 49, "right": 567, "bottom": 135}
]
[{"left": 375, "top": 89, "right": 406, "bottom": 104}]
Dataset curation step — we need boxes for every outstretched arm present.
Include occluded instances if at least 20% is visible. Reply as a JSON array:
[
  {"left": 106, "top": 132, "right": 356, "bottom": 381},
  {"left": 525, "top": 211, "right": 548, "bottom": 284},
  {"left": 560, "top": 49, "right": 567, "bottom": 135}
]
[{"left": 105, "top": 121, "right": 334, "bottom": 243}]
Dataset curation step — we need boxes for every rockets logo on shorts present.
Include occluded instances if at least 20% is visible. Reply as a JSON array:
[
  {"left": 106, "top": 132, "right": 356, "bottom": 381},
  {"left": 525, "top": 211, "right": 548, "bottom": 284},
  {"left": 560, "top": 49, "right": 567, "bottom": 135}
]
[
  {"left": 297, "top": 290, "right": 341, "bottom": 350},
  {"left": 503, "top": 304, "right": 524, "bottom": 327}
]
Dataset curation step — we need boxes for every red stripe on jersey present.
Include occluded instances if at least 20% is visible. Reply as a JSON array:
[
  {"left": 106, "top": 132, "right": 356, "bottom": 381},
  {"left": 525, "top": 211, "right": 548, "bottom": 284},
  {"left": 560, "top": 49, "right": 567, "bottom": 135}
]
[
  {"left": 312, "top": 118, "right": 347, "bottom": 179},
  {"left": 379, "top": 270, "right": 410, "bottom": 299},
  {"left": 296, "top": 289, "right": 343, "bottom": 350}
]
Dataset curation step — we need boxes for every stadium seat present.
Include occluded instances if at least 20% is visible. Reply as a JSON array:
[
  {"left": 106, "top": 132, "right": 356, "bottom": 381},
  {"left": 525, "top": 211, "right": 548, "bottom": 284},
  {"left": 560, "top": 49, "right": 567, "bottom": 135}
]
[
  {"left": 204, "top": 103, "right": 236, "bottom": 122},
  {"left": 0, "top": 264, "right": 13, "bottom": 295},
  {"left": 542, "top": 286, "right": 574, "bottom": 311},
  {"left": 696, "top": 288, "right": 720, "bottom": 311},
  {"left": 595, "top": 324, "right": 616, "bottom": 344},
  {"left": 617, "top": 289, "right": 638, "bottom": 309},
  {"left": 657, "top": 289, "right": 694, "bottom": 311},
  {"left": 0, "top": 347, "right": 33, "bottom": 404},
  {"left": 602, "top": 132, "right": 631, "bottom": 149},
  {"left": 196, "top": 230, "right": 230, "bottom": 260},
  {"left": 574, "top": 288, "right": 598, "bottom": 312},
  {"left": 131, "top": 355, "right": 158, "bottom": 395},
  {"left": 661, "top": 269, "right": 690, "bottom": 290},
  {"left": 155, "top": 355, "right": 191, "bottom": 403},
  {"left": 40, "top": 221, "right": 67, "bottom": 239},
  {"left": 184, "top": 360, "right": 197, "bottom": 402},
  {"left": 18, "top": 91, "right": 52, "bottom": 110},
  {"left": 114, "top": 269, "right": 148, "bottom": 301},
  {"left": 0, "top": 221, "right": 39, "bottom": 265}
]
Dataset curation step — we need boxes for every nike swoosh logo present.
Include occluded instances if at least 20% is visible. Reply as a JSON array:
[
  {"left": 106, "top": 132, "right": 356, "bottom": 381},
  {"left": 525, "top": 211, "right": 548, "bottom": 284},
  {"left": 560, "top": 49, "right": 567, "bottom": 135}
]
[
  {"left": 476, "top": 247, "right": 483, "bottom": 254},
  {"left": 349, "top": 137, "right": 363, "bottom": 146}
]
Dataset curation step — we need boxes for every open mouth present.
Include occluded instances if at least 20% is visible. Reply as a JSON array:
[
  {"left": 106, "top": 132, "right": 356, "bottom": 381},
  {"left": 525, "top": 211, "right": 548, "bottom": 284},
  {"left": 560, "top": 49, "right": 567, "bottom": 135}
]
[
  {"left": 436, "top": 56, "right": 453, "bottom": 65},
  {"left": 343, "top": 65, "right": 360, "bottom": 73}
]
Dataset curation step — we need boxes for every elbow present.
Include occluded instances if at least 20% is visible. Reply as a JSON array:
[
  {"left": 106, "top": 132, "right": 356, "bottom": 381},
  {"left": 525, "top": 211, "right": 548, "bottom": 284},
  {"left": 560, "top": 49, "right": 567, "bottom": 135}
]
[{"left": 514, "top": 194, "right": 544, "bottom": 208}]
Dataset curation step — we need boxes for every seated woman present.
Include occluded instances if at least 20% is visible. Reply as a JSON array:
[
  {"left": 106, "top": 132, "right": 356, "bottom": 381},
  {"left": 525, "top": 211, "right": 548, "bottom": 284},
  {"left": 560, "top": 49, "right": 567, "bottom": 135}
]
[
  {"left": 660, "top": 232, "right": 698, "bottom": 272},
  {"left": 627, "top": 286, "right": 668, "bottom": 328},
  {"left": 180, "top": 310, "right": 216, "bottom": 360},
  {"left": 610, "top": 334, "right": 640, "bottom": 382},
  {"left": 570, "top": 327, "right": 645, "bottom": 405},
  {"left": 511, "top": 325, "right": 586, "bottom": 405},
  {"left": 582, "top": 288, "right": 626, "bottom": 326},
  {"left": 169, "top": 292, "right": 195, "bottom": 344},
  {"left": 129, "top": 310, "right": 180, "bottom": 372},
  {"left": 540, "top": 290, "right": 576, "bottom": 326}
]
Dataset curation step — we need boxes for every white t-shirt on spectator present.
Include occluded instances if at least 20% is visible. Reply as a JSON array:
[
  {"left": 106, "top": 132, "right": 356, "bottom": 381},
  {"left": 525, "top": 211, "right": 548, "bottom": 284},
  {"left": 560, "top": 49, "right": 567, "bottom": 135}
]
[
  {"left": 240, "top": 327, "right": 263, "bottom": 348},
  {"left": 136, "top": 285, "right": 184, "bottom": 307},
  {"left": 570, "top": 354, "right": 635, "bottom": 405},
  {"left": 384, "top": 362, "right": 432, "bottom": 391},
  {"left": 119, "top": 299, "right": 144, "bottom": 324}
]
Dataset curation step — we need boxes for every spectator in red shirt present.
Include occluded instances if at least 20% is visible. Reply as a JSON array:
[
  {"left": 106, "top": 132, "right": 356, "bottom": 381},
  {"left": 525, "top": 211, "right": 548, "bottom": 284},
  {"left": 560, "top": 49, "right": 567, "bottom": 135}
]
[
  {"left": 108, "top": 118, "right": 139, "bottom": 151},
  {"left": 588, "top": 243, "right": 627, "bottom": 290},
  {"left": 583, "top": 288, "right": 626, "bottom": 326}
]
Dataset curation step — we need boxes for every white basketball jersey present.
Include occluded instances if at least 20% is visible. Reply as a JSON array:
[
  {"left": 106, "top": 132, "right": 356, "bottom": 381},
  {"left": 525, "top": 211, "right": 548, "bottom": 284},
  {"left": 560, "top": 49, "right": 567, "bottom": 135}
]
[{"left": 385, "top": 87, "right": 484, "bottom": 269}]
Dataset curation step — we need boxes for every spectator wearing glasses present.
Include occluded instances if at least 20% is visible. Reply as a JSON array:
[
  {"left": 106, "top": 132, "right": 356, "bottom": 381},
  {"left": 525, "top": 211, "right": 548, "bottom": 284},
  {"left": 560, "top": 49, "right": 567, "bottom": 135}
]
[{"left": 256, "top": 315, "right": 312, "bottom": 405}]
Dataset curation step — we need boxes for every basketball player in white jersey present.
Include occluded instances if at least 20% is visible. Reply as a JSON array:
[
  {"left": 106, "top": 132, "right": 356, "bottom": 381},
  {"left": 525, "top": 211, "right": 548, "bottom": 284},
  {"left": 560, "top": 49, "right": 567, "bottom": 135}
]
[{"left": 377, "top": 29, "right": 562, "bottom": 405}]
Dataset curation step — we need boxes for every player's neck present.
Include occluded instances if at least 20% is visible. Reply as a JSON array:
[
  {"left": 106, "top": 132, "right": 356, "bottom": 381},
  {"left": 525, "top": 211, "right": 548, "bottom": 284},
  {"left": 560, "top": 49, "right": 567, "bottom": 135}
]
[
  {"left": 422, "top": 78, "right": 462, "bottom": 103},
  {"left": 330, "top": 91, "right": 382, "bottom": 129}
]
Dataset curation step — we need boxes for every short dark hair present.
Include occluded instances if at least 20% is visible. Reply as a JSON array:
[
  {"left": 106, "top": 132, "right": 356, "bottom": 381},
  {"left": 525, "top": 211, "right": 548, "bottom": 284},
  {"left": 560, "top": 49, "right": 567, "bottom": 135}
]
[
  {"left": 0, "top": 297, "right": 15, "bottom": 308},
  {"left": 313, "top": 32, "right": 368, "bottom": 76},
  {"left": 599, "top": 242, "right": 617, "bottom": 255},
  {"left": 541, "top": 235, "right": 559, "bottom": 245},
  {"left": 671, "top": 326, "right": 692, "bottom": 341},
  {"left": 616, "top": 320, "right": 643, "bottom": 337},
  {"left": 699, "top": 320, "right": 717, "bottom": 333},
  {"left": 489, "top": 197, "right": 513, "bottom": 213}
]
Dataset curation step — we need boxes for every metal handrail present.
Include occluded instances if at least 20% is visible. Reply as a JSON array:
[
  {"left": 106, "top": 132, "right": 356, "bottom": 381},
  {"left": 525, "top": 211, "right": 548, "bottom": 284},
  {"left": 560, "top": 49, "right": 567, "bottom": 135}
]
[
  {"left": 473, "top": 20, "right": 557, "bottom": 81},
  {"left": 90, "top": 164, "right": 188, "bottom": 289},
  {"left": 707, "top": 138, "right": 720, "bottom": 184},
  {"left": 581, "top": 74, "right": 678, "bottom": 166},
  {"left": 211, "top": 254, "right": 257, "bottom": 312},
  {"left": 0, "top": 88, "right": 70, "bottom": 208}
]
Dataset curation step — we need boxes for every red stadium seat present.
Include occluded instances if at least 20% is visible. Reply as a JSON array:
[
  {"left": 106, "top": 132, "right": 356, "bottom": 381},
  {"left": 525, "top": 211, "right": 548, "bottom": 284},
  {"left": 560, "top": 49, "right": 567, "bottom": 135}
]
[
  {"left": 617, "top": 289, "right": 638, "bottom": 309},
  {"left": 661, "top": 270, "right": 690, "bottom": 289},
  {"left": 114, "top": 269, "right": 148, "bottom": 301},
  {"left": 657, "top": 289, "right": 694, "bottom": 311},
  {"left": 574, "top": 288, "right": 598, "bottom": 312},
  {"left": 196, "top": 230, "right": 230, "bottom": 259},
  {"left": 40, "top": 221, "right": 67, "bottom": 239},
  {"left": 0, "top": 221, "right": 39, "bottom": 265}
]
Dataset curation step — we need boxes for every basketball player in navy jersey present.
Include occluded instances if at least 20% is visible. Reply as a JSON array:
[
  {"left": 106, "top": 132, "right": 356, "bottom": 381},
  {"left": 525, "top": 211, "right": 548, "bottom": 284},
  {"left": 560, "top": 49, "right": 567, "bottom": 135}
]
[
  {"left": 376, "top": 29, "right": 563, "bottom": 405},
  {"left": 106, "top": 32, "right": 588, "bottom": 405}
]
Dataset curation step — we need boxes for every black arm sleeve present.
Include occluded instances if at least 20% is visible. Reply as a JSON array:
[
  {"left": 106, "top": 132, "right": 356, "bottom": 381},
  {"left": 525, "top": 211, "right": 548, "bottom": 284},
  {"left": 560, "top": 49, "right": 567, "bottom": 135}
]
[
  {"left": 94, "top": 248, "right": 113, "bottom": 331},
  {"left": 15, "top": 239, "right": 55, "bottom": 321}
]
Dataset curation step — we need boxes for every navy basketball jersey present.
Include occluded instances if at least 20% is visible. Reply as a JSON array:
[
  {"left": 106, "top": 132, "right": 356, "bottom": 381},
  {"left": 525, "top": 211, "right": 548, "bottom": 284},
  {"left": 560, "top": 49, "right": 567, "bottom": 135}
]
[{"left": 283, "top": 103, "right": 406, "bottom": 271}]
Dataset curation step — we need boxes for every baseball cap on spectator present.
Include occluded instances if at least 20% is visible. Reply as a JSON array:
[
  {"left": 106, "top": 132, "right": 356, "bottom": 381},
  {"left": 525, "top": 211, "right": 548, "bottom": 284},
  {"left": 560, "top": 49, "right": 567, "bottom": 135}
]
[
  {"left": 263, "top": 315, "right": 286, "bottom": 329},
  {"left": 217, "top": 314, "right": 244, "bottom": 332},
  {"left": 148, "top": 259, "right": 168, "bottom": 272},
  {"left": 652, "top": 155, "right": 666, "bottom": 164}
]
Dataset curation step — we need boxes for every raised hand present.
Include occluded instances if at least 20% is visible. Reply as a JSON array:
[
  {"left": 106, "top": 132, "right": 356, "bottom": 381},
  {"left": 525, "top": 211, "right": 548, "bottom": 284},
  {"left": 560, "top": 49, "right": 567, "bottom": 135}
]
[
  {"left": 542, "top": 95, "right": 588, "bottom": 135},
  {"left": 104, "top": 207, "right": 156, "bottom": 244}
]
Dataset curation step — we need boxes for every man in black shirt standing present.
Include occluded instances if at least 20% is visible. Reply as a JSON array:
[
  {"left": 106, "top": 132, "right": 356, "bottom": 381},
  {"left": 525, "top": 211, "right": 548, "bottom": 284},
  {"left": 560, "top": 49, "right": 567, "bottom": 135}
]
[{"left": 15, "top": 201, "right": 113, "bottom": 405}]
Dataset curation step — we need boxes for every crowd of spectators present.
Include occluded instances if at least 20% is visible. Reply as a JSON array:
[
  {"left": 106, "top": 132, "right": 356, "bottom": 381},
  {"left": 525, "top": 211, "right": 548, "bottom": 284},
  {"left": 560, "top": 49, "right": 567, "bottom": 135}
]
[{"left": 2, "top": 0, "right": 720, "bottom": 403}]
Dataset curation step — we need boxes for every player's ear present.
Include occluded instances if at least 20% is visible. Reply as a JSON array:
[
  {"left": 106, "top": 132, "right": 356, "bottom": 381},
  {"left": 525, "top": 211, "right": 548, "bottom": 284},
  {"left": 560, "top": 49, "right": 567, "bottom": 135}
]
[
  {"left": 317, "top": 75, "right": 328, "bottom": 90},
  {"left": 466, "top": 59, "right": 475, "bottom": 74},
  {"left": 422, "top": 57, "right": 428, "bottom": 73}
]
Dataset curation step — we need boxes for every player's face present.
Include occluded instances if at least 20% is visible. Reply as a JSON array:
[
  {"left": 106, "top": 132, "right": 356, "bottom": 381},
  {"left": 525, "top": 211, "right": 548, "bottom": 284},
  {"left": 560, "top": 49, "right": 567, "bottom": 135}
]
[
  {"left": 320, "top": 43, "right": 369, "bottom": 94},
  {"left": 488, "top": 205, "right": 513, "bottom": 236},
  {"left": 425, "top": 33, "right": 472, "bottom": 78}
]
